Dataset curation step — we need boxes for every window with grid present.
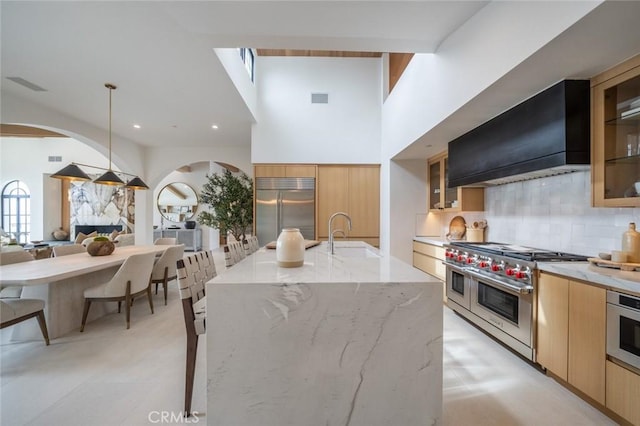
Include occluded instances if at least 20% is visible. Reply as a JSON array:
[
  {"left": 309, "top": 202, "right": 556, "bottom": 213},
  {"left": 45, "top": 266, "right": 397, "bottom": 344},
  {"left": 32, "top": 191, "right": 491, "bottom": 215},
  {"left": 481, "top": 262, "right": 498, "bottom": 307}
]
[{"left": 2, "top": 180, "right": 31, "bottom": 244}]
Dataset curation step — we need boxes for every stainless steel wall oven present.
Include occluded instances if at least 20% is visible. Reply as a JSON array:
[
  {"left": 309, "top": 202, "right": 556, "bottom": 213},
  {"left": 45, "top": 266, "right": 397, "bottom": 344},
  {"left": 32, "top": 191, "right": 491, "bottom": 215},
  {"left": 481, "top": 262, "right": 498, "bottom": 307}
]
[{"left": 607, "top": 290, "right": 640, "bottom": 372}]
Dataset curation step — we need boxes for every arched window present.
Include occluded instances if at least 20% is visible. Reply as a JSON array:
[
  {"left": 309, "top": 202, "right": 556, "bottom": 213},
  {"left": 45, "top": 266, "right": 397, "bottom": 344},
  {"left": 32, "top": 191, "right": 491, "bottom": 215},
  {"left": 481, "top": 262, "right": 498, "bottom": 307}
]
[{"left": 2, "top": 180, "right": 31, "bottom": 244}]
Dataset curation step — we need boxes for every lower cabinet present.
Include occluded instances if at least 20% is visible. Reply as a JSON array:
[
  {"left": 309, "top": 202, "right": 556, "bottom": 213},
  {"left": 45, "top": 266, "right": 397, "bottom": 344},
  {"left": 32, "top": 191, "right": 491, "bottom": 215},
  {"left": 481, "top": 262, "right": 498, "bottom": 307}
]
[
  {"left": 537, "top": 273, "right": 606, "bottom": 405},
  {"left": 606, "top": 360, "right": 640, "bottom": 425},
  {"left": 412, "top": 241, "right": 445, "bottom": 281}
]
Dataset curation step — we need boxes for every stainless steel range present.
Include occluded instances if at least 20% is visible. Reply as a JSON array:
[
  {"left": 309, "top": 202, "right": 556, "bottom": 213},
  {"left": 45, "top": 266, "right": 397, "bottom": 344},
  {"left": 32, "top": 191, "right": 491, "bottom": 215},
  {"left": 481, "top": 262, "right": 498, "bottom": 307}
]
[{"left": 444, "top": 242, "right": 588, "bottom": 361}]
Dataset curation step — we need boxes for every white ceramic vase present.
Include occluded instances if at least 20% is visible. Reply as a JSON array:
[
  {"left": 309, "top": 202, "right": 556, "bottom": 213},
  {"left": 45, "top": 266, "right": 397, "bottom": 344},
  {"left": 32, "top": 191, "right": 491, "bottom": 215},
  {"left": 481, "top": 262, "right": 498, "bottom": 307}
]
[{"left": 276, "top": 228, "right": 305, "bottom": 268}]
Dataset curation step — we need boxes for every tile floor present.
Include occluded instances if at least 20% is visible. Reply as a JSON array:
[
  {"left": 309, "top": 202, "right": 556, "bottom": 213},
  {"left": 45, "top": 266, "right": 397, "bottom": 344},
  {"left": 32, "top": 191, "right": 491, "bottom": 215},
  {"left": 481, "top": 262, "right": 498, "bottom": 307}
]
[{"left": 1, "top": 276, "right": 618, "bottom": 425}]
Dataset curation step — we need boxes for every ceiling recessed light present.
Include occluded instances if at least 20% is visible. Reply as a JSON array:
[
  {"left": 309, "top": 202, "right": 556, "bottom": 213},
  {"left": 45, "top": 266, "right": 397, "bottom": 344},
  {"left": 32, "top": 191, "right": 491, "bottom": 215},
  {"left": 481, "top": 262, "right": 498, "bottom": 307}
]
[
  {"left": 133, "top": 124, "right": 141, "bottom": 129},
  {"left": 211, "top": 124, "right": 219, "bottom": 129}
]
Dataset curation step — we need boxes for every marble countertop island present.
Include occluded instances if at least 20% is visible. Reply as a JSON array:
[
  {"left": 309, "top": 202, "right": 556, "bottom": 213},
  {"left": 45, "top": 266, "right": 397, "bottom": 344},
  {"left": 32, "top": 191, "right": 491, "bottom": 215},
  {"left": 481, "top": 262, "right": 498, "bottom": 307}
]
[{"left": 206, "top": 241, "right": 443, "bottom": 426}]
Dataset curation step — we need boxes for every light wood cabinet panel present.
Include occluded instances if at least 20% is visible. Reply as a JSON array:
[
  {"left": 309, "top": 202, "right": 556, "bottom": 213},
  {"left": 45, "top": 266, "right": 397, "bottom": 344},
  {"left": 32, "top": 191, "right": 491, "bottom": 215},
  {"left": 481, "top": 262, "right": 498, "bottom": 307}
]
[
  {"left": 412, "top": 241, "right": 445, "bottom": 259},
  {"left": 284, "top": 165, "right": 316, "bottom": 178},
  {"left": 412, "top": 252, "right": 446, "bottom": 281},
  {"left": 348, "top": 166, "right": 380, "bottom": 237},
  {"left": 537, "top": 273, "right": 607, "bottom": 406},
  {"left": 606, "top": 360, "right": 640, "bottom": 425},
  {"left": 537, "top": 273, "right": 569, "bottom": 380},
  {"left": 254, "top": 164, "right": 317, "bottom": 178},
  {"left": 568, "top": 282, "right": 606, "bottom": 405},
  {"left": 318, "top": 166, "right": 350, "bottom": 237},
  {"left": 317, "top": 165, "right": 380, "bottom": 240},
  {"left": 254, "top": 165, "right": 286, "bottom": 177}
]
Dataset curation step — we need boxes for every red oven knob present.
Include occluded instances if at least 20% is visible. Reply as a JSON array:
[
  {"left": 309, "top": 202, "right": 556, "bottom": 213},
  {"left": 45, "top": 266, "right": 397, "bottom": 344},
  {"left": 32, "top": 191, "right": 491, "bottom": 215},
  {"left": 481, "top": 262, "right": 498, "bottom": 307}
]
[
  {"left": 506, "top": 268, "right": 515, "bottom": 276},
  {"left": 466, "top": 258, "right": 475, "bottom": 264},
  {"left": 479, "top": 261, "right": 488, "bottom": 268},
  {"left": 457, "top": 255, "right": 465, "bottom": 262},
  {"left": 491, "top": 264, "right": 501, "bottom": 272}
]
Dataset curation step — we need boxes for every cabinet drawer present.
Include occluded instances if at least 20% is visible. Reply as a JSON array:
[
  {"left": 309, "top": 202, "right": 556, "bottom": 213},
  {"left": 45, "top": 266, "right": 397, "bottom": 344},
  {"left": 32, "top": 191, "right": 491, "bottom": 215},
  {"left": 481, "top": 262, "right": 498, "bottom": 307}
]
[
  {"left": 413, "top": 251, "right": 445, "bottom": 281},
  {"left": 413, "top": 241, "right": 445, "bottom": 260},
  {"left": 606, "top": 360, "right": 640, "bottom": 425}
]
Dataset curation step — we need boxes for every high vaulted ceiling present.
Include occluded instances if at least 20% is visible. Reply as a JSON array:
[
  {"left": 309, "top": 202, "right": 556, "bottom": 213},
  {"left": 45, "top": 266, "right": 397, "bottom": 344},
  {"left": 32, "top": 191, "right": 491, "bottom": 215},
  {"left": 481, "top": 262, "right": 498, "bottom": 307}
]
[
  {"left": 2, "top": 1, "right": 640, "bottom": 161},
  {"left": 0, "top": 1, "right": 487, "bottom": 150}
]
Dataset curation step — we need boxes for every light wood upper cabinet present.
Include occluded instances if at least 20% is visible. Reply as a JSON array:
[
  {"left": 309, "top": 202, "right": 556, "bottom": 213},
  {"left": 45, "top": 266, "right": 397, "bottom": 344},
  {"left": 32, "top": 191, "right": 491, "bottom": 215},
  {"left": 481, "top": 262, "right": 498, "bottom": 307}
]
[
  {"left": 317, "top": 165, "right": 380, "bottom": 241},
  {"left": 428, "top": 151, "right": 484, "bottom": 212},
  {"left": 592, "top": 54, "right": 640, "bottom": 207},
  {"left": 536, "top": 272, "right": 606, "bottom": 405},
  {"left": 254, "top": 164, "right": 317, "bottom": 178}
]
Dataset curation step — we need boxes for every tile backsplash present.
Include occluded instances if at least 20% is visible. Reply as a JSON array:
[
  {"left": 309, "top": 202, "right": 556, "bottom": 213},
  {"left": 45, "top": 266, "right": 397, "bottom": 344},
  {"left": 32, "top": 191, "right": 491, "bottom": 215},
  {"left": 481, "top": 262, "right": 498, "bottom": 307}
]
[{"left": 420, "top": 170, "right": 639, "bottom": 257}]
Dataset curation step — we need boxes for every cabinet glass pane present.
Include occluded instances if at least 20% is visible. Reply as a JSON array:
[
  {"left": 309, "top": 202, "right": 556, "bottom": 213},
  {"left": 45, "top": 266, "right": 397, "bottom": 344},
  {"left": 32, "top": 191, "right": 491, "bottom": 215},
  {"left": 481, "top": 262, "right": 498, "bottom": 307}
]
[
  {"left": 444, "top": 158, "right": 458, "bottom": 208},
  {"left": 604, "top": 74, "right": 640, "bottom": 199},
  {"left": 429, "top": 162, "right": 441, "bottom": 209}
]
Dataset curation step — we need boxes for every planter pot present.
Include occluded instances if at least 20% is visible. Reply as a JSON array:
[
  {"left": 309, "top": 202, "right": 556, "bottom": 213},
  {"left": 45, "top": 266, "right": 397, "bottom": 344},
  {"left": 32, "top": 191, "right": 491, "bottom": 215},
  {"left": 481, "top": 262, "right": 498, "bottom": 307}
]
[{"left": 87, "top": 240, "right": 115, "bottom": 256}]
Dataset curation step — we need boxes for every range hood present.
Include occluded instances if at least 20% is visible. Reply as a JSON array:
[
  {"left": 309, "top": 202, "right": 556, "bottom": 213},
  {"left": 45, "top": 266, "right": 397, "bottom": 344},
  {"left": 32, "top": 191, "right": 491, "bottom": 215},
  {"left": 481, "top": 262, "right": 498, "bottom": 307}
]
[{"left": 448, "top": 80, "right": 591, "bottom": 187}]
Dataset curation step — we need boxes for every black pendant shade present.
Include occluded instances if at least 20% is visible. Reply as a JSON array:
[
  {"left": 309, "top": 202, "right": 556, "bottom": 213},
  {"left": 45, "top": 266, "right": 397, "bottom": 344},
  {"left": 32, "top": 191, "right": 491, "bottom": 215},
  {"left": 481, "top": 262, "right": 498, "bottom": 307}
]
[
  {"left": 125, "top": 176, "right": 149, "bottom": 190},
  {"left": 50, "top": 164, "right": 92, "bottom": 181},
  {"left": 93, "top": 170, "right": 125, "bottom": 186}
]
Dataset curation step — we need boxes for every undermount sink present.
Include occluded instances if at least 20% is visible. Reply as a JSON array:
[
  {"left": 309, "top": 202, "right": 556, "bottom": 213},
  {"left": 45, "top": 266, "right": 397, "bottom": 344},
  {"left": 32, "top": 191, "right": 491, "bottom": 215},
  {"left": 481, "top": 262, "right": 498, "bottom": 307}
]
[{"left": 332, "top": 246, "right": 380, "bottom": 258}]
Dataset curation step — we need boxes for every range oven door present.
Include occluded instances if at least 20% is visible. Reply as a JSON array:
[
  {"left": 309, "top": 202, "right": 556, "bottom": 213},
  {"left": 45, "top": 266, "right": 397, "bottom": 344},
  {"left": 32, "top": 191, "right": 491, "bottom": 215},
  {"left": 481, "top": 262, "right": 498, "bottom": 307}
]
[
  {"left": 468, "top": 271, "right": 533, "bottom": 346},
  {"left": 446, "top": 263, "right": 471, "bottom": 310},
  {"left": 607, "top": 291, "right": 640, "bottom": 371}
]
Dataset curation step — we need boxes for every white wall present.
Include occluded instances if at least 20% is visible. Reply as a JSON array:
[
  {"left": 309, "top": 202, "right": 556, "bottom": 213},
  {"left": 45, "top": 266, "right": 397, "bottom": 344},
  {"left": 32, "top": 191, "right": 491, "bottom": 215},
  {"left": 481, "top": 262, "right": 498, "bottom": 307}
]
[
  {"left": 252, "top": 56, "right": 382, "bottom": 164},
  {"left": 0, "top": 137, "right": 109, "bottom": 240},
  {"left": 382, "top": 1, "right": 601, "bottom": 159}
]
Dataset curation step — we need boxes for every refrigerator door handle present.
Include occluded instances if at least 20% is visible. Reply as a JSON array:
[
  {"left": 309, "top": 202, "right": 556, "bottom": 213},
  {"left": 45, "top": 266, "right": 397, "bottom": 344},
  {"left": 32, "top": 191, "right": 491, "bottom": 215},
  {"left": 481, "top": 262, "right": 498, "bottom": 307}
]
[{"left": 277, "top": 191, "right": 283, "bottom": 236}]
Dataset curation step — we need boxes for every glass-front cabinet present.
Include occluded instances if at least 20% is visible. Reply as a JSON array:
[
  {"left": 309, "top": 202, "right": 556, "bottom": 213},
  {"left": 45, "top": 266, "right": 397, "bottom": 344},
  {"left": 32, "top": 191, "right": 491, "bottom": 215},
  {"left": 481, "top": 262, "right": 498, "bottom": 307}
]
[
  {"left": 592, "top": 54, "right": 640, "bottom": 207},
  {"left": 428, "top": 151, "right": 484, "bottom": 212}
]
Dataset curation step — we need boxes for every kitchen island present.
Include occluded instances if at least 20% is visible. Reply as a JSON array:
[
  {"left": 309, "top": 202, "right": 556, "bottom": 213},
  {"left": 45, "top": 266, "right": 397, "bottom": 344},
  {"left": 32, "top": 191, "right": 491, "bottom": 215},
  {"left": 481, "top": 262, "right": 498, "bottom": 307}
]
[{"left": 206, "top": 240, "right": 443, "bottom": 426}]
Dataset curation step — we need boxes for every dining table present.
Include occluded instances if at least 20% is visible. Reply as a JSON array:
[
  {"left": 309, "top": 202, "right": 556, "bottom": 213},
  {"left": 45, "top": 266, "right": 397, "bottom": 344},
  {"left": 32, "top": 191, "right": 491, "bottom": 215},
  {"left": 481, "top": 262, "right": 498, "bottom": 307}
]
[{"left": 0, "top": 245, "right": 171, "bottom": 340}]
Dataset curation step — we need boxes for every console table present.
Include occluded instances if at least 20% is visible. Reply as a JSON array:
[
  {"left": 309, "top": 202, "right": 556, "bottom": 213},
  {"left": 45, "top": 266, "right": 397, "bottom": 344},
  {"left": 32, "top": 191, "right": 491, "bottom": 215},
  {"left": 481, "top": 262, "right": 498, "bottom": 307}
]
[{"left": 154, "top": 229, "right": 201, "bottom": 251}]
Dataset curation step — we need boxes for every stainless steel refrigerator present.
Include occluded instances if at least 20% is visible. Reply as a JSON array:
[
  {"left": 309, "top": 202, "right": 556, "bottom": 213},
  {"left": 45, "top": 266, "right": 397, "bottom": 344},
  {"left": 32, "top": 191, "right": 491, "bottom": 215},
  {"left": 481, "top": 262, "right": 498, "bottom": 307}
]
[{"left": 255, "top": 177, "right": 315, "bottom": 245}]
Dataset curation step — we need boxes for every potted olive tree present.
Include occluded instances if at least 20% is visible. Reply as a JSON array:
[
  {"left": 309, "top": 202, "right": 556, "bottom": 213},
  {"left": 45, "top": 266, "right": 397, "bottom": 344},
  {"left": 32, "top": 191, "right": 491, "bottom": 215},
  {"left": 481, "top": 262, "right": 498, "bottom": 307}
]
[{"left": 198, "top": 169, "right": 253, "bottom": 244}]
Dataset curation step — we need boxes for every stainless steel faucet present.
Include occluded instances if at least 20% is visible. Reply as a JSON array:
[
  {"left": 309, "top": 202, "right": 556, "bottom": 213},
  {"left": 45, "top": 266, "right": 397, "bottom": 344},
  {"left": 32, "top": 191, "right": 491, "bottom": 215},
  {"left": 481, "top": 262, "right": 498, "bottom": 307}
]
[{"left": 328, "top": 212, "right": 352, "bottom": 254}]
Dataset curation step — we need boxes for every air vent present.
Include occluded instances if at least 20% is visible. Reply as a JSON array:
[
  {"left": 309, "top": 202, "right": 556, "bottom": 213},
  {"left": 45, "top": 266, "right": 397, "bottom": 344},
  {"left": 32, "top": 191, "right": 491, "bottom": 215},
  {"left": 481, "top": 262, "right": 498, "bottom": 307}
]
[
  {"left": 6, "top": 77, "right": 47, "bottom": 92},
  {"left": 311, "top": 93, "right": 328, "bottom": 104},
  {"left": 48, "top": 156, "right": 62, "bottom": 162}
]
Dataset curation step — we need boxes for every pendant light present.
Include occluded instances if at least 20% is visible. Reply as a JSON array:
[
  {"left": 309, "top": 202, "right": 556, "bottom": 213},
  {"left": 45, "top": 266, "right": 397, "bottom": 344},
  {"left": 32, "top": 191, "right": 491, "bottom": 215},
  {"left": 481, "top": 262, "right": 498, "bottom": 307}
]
[
  {"left": 51, "top": 83, "right": 148, "bottom": 190},
  {"left": 93, "top": 83, "right": 124, "bottom": 186}
]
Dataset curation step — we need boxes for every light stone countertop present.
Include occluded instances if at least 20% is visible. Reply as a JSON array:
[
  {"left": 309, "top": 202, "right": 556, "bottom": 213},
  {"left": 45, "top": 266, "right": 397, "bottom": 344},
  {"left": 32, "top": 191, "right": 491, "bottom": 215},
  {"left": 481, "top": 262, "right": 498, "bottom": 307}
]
[
  {"left": 211, "top": 240, "right": 440, "bottom": 285},
  {"left": 206, "top": 240, "right": 443, "bottom": 426},
  {"left": 413, "top": 236, "right": 449, "bottom": 247},
  {"left": 538, "top": 262, "right": 640, "bottom": 296}
]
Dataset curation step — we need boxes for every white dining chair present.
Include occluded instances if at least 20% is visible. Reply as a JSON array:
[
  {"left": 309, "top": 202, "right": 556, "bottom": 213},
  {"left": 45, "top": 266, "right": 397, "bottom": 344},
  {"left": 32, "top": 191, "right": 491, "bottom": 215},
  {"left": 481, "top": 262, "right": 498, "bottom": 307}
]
[
  {"left": 80, "top": 252, "right": 155, "bottom": 331},
  {"left": 0, "top": 298, "right": 50, "bottom": 345},
  {"left": 154, "top": 237, "right": 177, "bottom": 245},
  {"left": 150, "top": 245, "right": 185, "bottom": 305},
  {"left": 0, "top": 250, "right": 34, "bottom": 299},
  {"left": 52, "top": 244, "right": 86, "bottom": 257}
]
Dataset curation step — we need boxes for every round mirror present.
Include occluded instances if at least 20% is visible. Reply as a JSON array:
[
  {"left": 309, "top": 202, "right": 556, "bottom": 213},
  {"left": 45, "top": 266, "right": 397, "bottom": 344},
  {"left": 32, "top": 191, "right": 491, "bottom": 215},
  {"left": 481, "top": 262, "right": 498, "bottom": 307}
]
[{"left": 157, "top": 182, "right": 199, "bottom": 222}]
